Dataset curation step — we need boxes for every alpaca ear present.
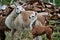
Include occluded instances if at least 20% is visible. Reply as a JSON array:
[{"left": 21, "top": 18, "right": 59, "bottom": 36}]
[
  {"left": 35, "top": 12, "right": 37, "bottom": 16},
  {"left": 21, "top": 3, "right": 27, "bottom": 7},
  {"left": 14, "top": 2, "right": 18, "bottom": 7}
]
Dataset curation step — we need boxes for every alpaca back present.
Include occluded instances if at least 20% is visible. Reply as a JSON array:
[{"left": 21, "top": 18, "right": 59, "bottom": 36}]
[
  {"left": 36, "top": 13, "right": 46, "bottom": 26},
  {"left": 14, "top": 11, "right": 37, "bottom": 30},
  {"left": 39, "top": 12, "right": 48, "bottom": 15}
]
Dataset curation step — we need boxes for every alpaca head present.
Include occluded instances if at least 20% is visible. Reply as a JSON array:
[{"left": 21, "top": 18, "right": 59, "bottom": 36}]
[
  {"left": 25, "top": 11, "right": 37, "bottom": 30},
  {"left": 28, "top": 11, "right": 37, "bottom": 30},
  {"left": 10, "top": 3, "right": 25, "bottom": 14},
  {"left": 15, "top": 3, "right": 26, "bottom": 14},
  {"left": 16, "top": 5, "right": 25, "bottom": 13},
  {"left": 29, "top": 12, "right": 37, "bottom": 20}
]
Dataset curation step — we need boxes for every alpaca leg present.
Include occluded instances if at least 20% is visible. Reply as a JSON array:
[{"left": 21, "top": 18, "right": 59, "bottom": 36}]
[
  {"left": 33, "top": 35, "right": 37, "bottom": 40},
  {"left": 33, "top": 37, "right": 36, "bottom": 40},
  {"left": 46, "top": 34, "right": 52, "bottom": 40},
  {"left": 49, "top": 35, "right": 52, "bottom": 40},
  {"left": 33, "top": 37, "right": 38, "bottom": 40},
  {"left": 10, "top": 29, "right": 15, "bottom": 40},
  {"left": 17, "top": 31, "right": 22, "bottom": 40},
  {"left": 38, "top": 36, "right": 42, "bottom": 40},
  {"left": 35, "top": 36, "right": 42, "bottom": 40},
  {"left": 35, "top": 36, "right": 39, "bottom": 40}
]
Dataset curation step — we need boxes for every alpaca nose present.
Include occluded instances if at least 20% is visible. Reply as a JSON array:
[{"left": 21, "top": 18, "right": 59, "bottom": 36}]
[{"left": 32, "top": 16, "right": 35, "bottom": 17}]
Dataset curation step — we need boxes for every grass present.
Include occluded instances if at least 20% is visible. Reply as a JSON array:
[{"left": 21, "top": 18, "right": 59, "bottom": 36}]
[
  {"left": 5, "top": 29, "right": 33, "bottom": 40},
  {"left": 42, "top": 32, "right": 60, "bottom": 40},
  {"left": 5, "top": 31, "right": 60, "bottom": 40}
]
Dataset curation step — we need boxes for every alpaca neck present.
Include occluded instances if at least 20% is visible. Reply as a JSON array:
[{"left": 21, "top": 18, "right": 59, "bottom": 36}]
[
  {"left": 5, "top": 8, "right": 19, "bottom": 28},
  {"left": 30, "top": 16, "right": 37, "bottom": 30},
  {"left": 7, "top": 8, "right": 18, "bottom": 21}
]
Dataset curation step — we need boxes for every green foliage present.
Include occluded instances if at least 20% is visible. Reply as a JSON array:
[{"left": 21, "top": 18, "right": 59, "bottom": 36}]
[
  {"left": 1, "top": 0, "right": 60, "bottom": 6},
  {"left": 55, "top": 0, "right": 60, "bottom": 6},
  {"left": 2, "top": 0, "right": 10, "bottom": 4},
  {"left": 50, "top": 0, "right": 60, "bottom": 6},
  {"left": 2, "top": 0, "right": 17, "bottom": 5}
]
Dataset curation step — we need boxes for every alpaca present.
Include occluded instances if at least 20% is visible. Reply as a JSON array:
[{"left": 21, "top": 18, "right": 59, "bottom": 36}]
[
  {"left": 24, "top": 3, "right": 51, "bottom": 25},
  {"left": 32, "top": 12, "right": 49, "bottom": 27},
  {"left": 24, "top": 6, "right": 47, "bottom": 25},
  {"left": 30, "top": 17, "right": 53, "bottom": 40},
  {"left": 5, "top": 3, "right": 26, "bottom": 29},
  {"left": 5, "top": 3, "right": 48, "bottom": 40},
  {"left": 5, "top": 11, "right": 37, "bottom": 40},
  {"left": 29, "top": 12, "right": 54, "bottom": 40},
  {"left": 5, "top": 4, "right": 37, "bottom": 40},
  {"left": 35, "top": 12, "right": 52, "bottom": 40},
  {"left": 5, "top": 3, "right": 26, "bottom": 40},
  {"left": 32, "top": 25, "right": 53, "bottom": 40}
]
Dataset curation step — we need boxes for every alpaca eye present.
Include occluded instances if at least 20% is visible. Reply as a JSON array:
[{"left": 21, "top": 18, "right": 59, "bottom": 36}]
[
  {"left": 29, "top": 16, "right": 31, "bottom": 19},
  {"left": 17, "top": 8, "right": 19, "bottom": 9}
]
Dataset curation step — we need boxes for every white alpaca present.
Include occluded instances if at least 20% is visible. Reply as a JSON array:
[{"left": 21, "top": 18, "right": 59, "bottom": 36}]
[
  {"left": 5, "top": 3, "right": 25, "bottom": 29},
  {"left": 5, "top": 3, "right": 44, "bottom": 40},
  {"left": 5, "top": 5, "right": 37, "bottom": 40},
  {"left": 13, "top": 11, "right": 37, "bottom": 40},
  {"left": 5, "top": 4, "right": 26, "bottom": 40}
]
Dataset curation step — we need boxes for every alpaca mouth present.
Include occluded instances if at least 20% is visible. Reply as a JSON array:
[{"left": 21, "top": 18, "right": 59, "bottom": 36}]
[
  {"left": 20, "top": 11, "right": 22, "bottom": 13},
  {"left": 16, "top": 13, "right": 20, "bottom": 14}
]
